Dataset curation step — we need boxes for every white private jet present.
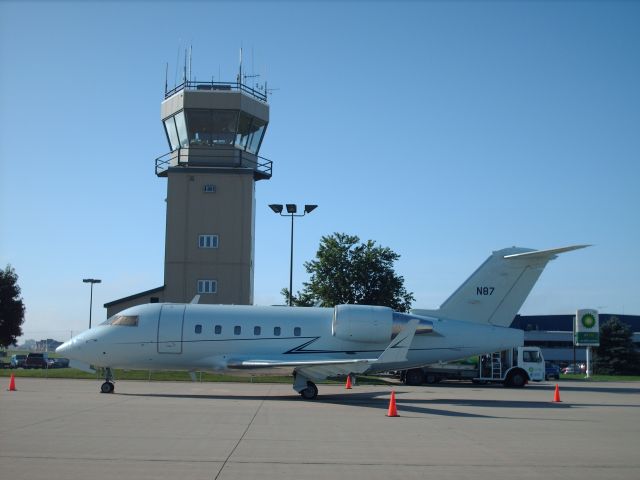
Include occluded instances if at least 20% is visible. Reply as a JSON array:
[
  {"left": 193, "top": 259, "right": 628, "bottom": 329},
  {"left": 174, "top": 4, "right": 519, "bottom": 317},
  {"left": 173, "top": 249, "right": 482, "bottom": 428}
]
[{"left": 57, "top": 245, "right": 587, "bottom": 399}]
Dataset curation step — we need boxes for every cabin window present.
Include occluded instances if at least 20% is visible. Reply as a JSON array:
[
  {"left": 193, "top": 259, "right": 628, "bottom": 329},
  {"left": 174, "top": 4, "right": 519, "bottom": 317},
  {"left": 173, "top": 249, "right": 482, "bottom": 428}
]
[
  {"left": 194, "top": 324, "right": 202, "bottom": 334},
  {"left": 294, "top": 327, "right": 301, "bottom": 337},
  {"left": 274, "top": 326, "right": 281, "bottom": 336},
  {"left": 234, "top": 326, "right": 241, "bottom": 335},
  {"left": 108, "top": 315, "right": 139, "bottom": 327},
  {"left": 214, "top": 325, "right": 222, "bottom": 335},
  {"left": 254, "top": 326, "right": 261, "bottom": 336}
]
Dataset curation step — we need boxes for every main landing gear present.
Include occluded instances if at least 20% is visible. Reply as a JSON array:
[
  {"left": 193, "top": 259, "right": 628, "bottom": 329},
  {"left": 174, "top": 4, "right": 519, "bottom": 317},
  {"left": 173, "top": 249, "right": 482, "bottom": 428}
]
[
  {"left": 293, "top": 371, "right": 318, "bottom": 400},
  {"left": 100, "top": 367, "right": 115, "bottom": 394},
  {"left": 300, "top": 382, "right": 318, "bottom": 400}
]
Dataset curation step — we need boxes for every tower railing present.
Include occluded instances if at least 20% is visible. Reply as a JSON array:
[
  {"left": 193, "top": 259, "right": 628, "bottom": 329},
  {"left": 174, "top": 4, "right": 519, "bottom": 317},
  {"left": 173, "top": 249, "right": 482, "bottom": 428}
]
[
  {"left": 155, "top": 146, "right": 273, "bottom": 180},
  {"left": 164, "top": 80, "right": 267, "bottom": 103}
]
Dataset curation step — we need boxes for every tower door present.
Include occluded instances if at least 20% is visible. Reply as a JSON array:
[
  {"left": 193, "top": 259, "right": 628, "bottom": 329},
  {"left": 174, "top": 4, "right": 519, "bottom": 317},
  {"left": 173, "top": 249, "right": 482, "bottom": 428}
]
[{"left": 157, "top": 304, "right": 185, "bottom": 354}]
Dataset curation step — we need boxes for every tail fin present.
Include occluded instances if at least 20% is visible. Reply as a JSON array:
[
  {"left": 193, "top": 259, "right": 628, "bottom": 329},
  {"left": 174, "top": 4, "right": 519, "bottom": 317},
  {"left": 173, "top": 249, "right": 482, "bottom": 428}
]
[{"left": 412, "top": 245, "right": 589, "bottom": 326}]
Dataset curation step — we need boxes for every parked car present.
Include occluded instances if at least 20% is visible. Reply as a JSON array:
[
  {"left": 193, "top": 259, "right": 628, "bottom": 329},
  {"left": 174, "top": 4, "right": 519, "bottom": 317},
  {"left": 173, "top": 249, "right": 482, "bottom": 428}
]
[
  {"left": 47, "top": 357, "right": 70, "bottom": 368},
  {"left": 562, "top": 364, "right": 585, "bottom": 375},
  {"left": 24, "top": 353, "right": 48, "bottom": 369},
  {"left": 545, "top": 362, "right": 560, "bottom": 380},
  {"left": 10, "top": 354, "right": 27, "bottom": 368}
]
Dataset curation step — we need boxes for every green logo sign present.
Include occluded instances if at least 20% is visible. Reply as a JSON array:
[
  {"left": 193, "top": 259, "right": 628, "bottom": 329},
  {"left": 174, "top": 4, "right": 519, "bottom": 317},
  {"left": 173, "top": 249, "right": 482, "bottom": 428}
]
[{"left": 581, "top": 313, "right": 596, "bottom": 329}]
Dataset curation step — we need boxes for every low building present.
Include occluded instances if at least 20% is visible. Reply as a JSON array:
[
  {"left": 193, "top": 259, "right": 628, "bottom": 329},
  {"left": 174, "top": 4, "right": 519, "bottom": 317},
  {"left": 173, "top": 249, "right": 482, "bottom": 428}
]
[
  {"left": 511, "top": 314, "right": 640, "bottom": 365},
  {"left": 35, "top": 339, "right": 63, "bottom": 352}
]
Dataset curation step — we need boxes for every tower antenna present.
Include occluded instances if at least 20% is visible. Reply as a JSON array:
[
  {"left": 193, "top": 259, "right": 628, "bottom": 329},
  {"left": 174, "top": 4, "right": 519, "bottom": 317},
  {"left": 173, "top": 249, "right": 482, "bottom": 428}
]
[
  {"left": 183, "top": 48, "right": 187, "bottom": 84},
  {"left": 174, "top": 42, "right": 181, "bottom": 87},
  {"left": 189, "top": 45, "right": 192, "bottom": 83},
  {"left": 164, "top": 62, "right": 168, "bottom": 95},
  {"left": 238, "top": 46, "right": 243, "bottom": 86}
]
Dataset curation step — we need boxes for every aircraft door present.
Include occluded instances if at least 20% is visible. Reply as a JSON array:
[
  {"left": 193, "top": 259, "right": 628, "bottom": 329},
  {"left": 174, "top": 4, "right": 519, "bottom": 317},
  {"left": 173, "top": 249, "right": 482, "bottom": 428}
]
[{"left": 158, "top": 304, "right": 185, "bottom": 353}]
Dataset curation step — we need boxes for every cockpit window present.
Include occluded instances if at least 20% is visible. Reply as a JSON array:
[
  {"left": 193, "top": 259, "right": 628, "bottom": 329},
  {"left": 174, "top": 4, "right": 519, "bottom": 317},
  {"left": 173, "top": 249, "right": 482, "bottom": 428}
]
[{"left": 103, "top": 315, "right": 139, "bottom": 327}]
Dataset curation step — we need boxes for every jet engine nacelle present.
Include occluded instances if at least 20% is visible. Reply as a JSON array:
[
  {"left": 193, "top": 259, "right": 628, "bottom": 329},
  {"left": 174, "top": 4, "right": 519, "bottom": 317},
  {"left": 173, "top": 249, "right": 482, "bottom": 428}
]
[{"left": 332, "top": 305, "right": 394, "bottom": 343}]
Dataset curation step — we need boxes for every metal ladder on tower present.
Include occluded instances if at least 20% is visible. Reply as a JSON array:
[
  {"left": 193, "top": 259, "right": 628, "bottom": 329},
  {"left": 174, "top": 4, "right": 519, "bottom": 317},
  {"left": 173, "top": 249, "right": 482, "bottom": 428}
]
[{"left": 491, "top": 352, "right": 502, "bottom": 379}]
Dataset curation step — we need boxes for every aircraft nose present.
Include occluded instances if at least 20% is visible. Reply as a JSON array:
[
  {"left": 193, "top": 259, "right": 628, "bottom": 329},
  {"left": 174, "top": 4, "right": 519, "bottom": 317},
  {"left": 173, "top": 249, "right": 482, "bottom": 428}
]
[
  {"left": 56, "top": 336, "right": 86, "bottom": 359},
  {"left": 56, "top": 339, "right": 73, "bottom": 355}
]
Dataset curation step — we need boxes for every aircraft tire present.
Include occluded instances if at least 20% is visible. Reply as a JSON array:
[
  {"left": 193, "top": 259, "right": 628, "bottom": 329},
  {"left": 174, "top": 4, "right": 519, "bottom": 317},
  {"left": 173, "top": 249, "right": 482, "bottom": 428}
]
[
  {"left": 404, "top": 368, "right": 425, "bottom": 386},
  {"left": 101, "top": 382, "right": 115, "bottom": 394},
  {"left": 300, "top": 382, "right": 318, "bottom": 400}
]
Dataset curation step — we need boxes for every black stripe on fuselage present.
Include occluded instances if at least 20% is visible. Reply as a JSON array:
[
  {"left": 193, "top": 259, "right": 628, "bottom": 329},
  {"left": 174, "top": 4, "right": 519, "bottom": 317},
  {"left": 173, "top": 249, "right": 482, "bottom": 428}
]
[{"left": 111, "top": 336, "right": 472, "bottom": 355}]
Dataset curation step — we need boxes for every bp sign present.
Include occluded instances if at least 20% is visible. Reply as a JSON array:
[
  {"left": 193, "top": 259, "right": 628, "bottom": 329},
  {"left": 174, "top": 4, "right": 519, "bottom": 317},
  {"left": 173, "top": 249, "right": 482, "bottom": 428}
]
[{"left": 575, "top": 309, "right": 600, "bottom": 346}]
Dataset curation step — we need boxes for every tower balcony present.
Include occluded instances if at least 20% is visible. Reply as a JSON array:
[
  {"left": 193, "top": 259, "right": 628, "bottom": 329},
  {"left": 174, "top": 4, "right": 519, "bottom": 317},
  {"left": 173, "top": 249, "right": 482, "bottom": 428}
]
[
  {"left": 155, "top": 146, "right": 272, "bottom": 181},
  {"left": 165, "top": 80, "right": 267, "bottom": 103}
]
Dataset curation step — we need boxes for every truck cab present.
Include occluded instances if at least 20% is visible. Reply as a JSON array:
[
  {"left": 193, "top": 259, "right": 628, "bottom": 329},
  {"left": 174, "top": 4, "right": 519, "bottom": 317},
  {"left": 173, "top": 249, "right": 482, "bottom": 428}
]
[{"left": 477, "top": 346, "right": 545, "bottom": 386}]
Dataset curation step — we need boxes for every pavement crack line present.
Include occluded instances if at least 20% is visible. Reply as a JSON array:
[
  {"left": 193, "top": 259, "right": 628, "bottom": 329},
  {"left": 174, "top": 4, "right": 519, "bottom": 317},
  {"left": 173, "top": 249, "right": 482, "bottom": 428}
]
[{"left": 213, "top": 385, "right": 273, "bottom": 480}]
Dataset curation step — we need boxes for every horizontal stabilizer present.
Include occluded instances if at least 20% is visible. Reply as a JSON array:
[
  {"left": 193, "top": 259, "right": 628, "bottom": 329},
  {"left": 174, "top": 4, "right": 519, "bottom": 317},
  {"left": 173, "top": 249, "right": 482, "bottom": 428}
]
[{"left": 503, "top": 244, "right": 590, "bottom": 260}]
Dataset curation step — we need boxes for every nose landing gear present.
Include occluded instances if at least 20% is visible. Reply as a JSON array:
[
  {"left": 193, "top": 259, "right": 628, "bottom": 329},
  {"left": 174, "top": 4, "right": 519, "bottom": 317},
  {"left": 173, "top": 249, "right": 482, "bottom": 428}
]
[{"left": 100, "top": 367, "right": 115, "bottom": 394}]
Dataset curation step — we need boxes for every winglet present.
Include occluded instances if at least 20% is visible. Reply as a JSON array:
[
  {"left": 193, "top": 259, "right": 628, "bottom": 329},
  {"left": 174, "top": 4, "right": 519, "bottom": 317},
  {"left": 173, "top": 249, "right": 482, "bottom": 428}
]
[{"left": 375, "top": 319, "right": 419, "bottom": 364}]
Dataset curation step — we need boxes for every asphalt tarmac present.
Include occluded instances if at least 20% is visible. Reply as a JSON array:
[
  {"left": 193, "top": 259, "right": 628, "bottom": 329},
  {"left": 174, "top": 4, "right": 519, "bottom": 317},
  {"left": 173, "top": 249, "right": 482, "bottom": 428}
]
[{"left": 1, "top": 377, "right": 639, "bottom": 479}]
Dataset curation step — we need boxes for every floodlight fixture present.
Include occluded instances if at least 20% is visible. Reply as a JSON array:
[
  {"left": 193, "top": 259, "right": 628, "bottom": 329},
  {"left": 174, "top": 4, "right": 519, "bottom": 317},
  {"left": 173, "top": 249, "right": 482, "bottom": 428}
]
[
  {"left": 286, "top": 204, "right": 297, "bottom": 214},
  {"left": 269, "top": 204, "right": 283, "bottom": 214}
]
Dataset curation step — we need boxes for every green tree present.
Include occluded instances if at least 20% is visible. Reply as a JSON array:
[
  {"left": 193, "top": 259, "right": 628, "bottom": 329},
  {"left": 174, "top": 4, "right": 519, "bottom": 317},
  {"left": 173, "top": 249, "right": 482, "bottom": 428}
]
[
  {"left": 0, "top": 265, "right": 26, "bottom": 347},
  {"left": 283, "top": 233, "right": 415, "bottom": 312},
  {"left": 593, "top": 317, "right": 639, "bottom": 375}
]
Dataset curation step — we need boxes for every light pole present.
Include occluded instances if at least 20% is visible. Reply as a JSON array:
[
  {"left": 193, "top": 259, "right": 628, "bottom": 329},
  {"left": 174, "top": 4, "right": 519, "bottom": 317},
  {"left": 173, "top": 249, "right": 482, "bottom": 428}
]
[
  {"left": 269, "top": 204, "right": 317, "bottom": 306},
  {"left": 83, "top": 278, "right": 102, "bottom": 329}
]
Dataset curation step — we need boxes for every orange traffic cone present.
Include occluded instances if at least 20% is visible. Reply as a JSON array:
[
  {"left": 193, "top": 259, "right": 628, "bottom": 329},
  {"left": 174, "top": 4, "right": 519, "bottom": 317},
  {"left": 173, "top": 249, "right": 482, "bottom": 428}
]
[
  {"left": 345, "top": 375, "right": 352, "bottom": 390},
  {"left": 7, "top": 374, "right": 16, "bottom": 391},
  {"left": 552, "top": 384, "right": 561, "bottom": 403},
  {"left": 386, "top": 390, "right": 398, "bottom": 417}
]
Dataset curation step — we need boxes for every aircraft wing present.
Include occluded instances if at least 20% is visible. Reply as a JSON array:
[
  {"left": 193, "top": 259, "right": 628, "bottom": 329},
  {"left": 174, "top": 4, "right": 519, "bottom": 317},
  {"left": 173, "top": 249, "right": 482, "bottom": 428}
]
[{"left": 228, "top": 319, "right": 419, "bottom": 381}]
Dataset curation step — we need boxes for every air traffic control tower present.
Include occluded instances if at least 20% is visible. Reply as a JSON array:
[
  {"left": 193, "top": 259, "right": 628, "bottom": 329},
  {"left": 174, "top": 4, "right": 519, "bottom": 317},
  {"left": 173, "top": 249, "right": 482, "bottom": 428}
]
[{"left": 105, "top": 79, "right": 271, "bottom": 317}]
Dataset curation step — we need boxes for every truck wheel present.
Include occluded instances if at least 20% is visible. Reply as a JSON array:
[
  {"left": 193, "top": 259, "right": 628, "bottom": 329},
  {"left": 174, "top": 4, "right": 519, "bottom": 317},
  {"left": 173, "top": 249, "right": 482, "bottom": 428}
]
[
  {"left": 506, "top": 371, "right": 526, "bottom": 388},
  {"left": 405, "top": 369, "right": 425, "bottom": 386},
  {"left": 424, "top": 373, "right": 438, "bottom": 385}
]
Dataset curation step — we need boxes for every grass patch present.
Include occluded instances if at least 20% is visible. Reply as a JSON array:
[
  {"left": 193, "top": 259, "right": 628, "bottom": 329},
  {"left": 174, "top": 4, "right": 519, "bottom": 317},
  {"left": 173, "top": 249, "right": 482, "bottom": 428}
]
[
  {"left": 0, "top": 368, "right": 395, "bottom": 385},
  {"left": 560, "top": 373, "right": 640, "bottom": 382}
]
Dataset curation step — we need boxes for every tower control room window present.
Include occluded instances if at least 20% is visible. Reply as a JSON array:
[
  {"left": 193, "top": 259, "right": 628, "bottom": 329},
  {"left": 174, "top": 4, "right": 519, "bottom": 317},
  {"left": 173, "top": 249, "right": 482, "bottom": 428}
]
[
  {"left": 246, "top": 118, "right": 267, "bottom": 154},
  {"left": 174, "top": 111, "right": 188, "bottom": 147},
  {"left": 187, "top": 109, "right": 239, "bottom": 146},
  {"left": 164, "top": 112, "right": 189, "bottom": 151},
  {"left": 235, "top": 113, "right": 267, "bottom": 154},
  {"left": 198, "top": 235, "right": 219, "bottom": 249},
  {"left": 164, "top": 116, "right": 179, "bottom": 151},
  {"left": 197, "top": 280, "right": 217, "bottom": 294}
]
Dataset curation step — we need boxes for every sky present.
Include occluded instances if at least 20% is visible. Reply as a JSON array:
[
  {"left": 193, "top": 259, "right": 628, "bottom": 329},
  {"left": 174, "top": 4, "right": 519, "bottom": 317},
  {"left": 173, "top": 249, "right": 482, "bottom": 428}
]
[{"left": 1, "top": 0, "right": 639, "bottom": 343}]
